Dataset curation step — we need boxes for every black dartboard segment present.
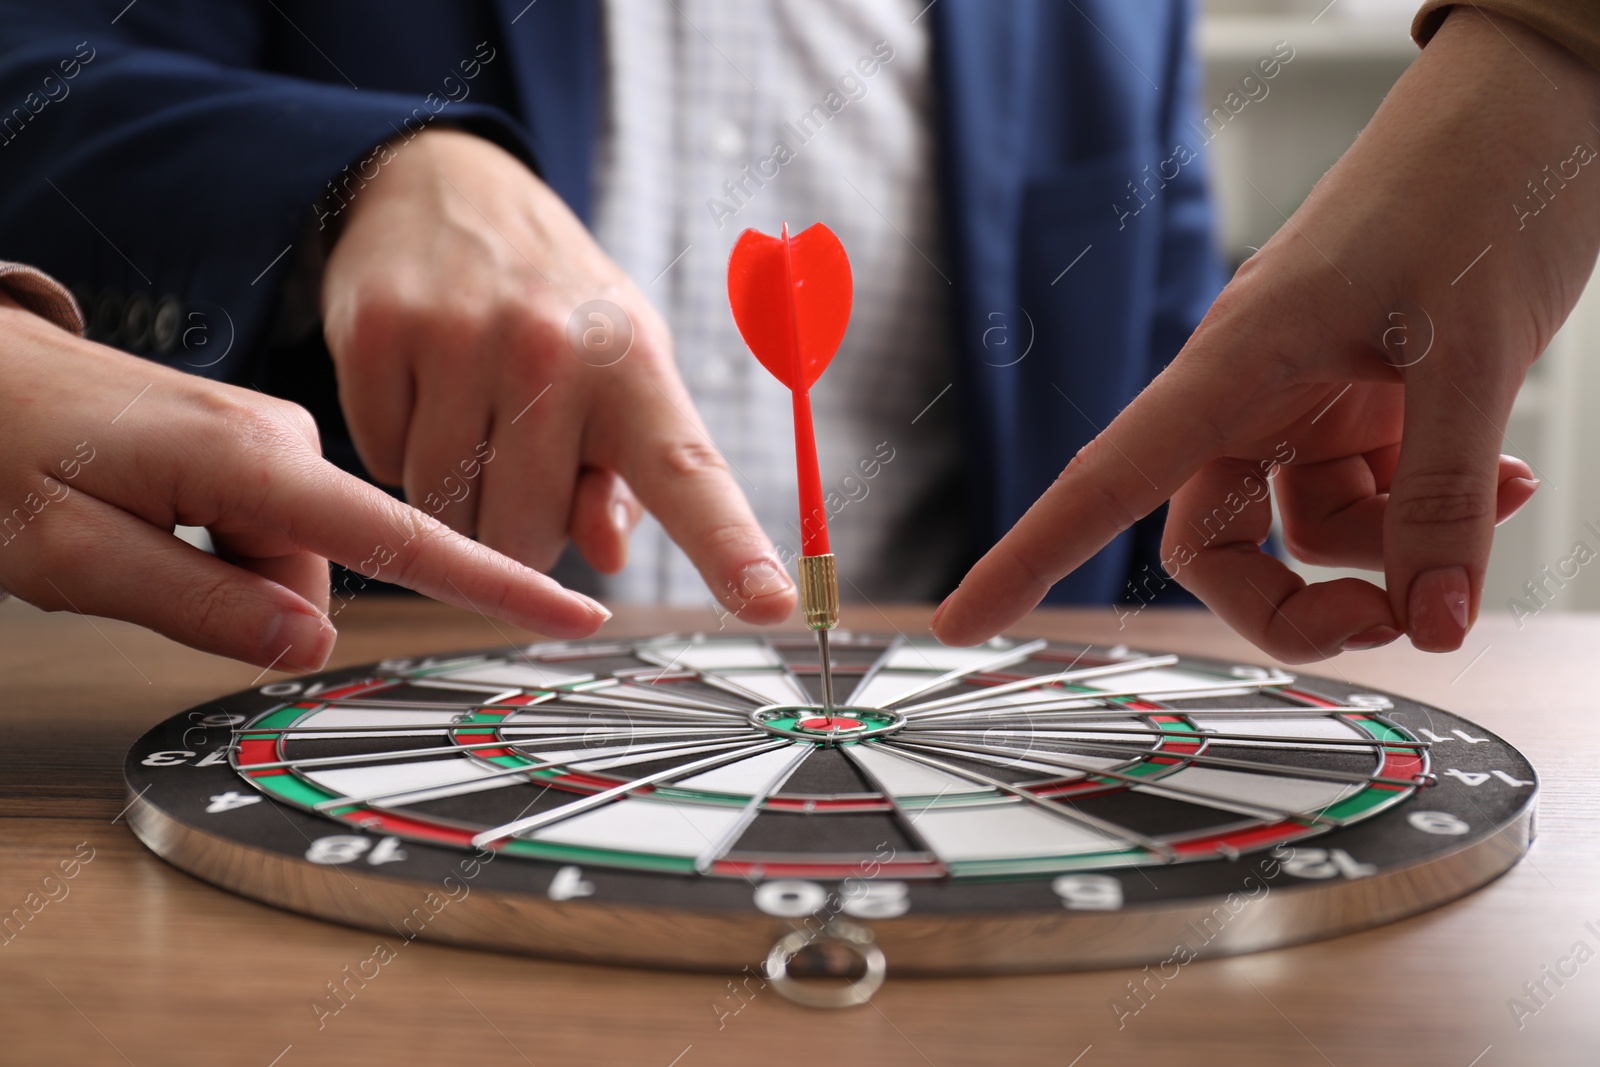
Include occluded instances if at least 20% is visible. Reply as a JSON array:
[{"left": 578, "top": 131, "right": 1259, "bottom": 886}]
[{"left": 124, "top": 633, "right": 1536, "bottom": 975}]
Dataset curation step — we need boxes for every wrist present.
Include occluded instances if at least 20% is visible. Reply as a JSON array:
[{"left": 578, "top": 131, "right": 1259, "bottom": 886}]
[{"left": 1304, "top": 6, "right": 1600, "bottom": 354}]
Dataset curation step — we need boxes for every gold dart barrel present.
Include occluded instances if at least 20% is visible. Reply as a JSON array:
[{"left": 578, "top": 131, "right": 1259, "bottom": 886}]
[{"left": 799, "top": 553, "right": 840, "bottom": 631}]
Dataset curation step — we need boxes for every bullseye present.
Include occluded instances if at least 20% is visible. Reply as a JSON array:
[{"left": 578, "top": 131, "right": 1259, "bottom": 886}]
[
  {"left": 799, "top": 716, "right": 862, "bottom": 732},
  {"left": 748, "top": 705, "right": 906, "bottom": 743}
]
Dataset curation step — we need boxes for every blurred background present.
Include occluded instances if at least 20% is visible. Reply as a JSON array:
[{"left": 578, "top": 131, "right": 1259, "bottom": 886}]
[{"left": 1198, "top": 0, "right": 1600, "bottom": 614}]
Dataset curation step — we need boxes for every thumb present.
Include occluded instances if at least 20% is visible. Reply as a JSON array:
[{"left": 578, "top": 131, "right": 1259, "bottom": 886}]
[{"left": 1385, "top": 353, "right": 1524, "bottom": 652}]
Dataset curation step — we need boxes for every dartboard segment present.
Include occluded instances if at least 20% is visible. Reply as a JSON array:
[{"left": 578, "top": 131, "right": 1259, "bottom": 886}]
[{"left": 124, "top": 633, "right": 1536, "bottom": 977}]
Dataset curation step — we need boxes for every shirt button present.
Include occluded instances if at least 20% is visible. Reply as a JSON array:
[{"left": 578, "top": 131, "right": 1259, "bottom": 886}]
[{"left": 710, "top": 119, "right": 745, "bottom": 158}]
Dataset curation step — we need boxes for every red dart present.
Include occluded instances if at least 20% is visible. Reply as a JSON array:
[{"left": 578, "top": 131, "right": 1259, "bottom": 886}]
[
  {"left": 728, "top": 222, "right": 853, "bottom": 712},
  {"left": 727, "top": 222, "right": 853, "bottom": 556}
]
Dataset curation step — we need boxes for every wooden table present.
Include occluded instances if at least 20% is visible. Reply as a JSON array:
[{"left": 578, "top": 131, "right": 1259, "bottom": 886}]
[{"left": 2, "top": 596, "right": 1596, "bottom": 1066}]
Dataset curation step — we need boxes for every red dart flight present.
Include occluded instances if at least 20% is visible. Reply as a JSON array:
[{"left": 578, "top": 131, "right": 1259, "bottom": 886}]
[{"left": 727, "top": 222, "right": 853, "bottom": 710}]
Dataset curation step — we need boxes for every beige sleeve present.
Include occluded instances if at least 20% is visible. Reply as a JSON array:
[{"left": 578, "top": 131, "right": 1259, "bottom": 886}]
[
  {"left": 0, "top": 262, "right": 85, "bottom": 335},
  {"left": 1414, "top": 1, "right": 1600, "bottom": 73}
]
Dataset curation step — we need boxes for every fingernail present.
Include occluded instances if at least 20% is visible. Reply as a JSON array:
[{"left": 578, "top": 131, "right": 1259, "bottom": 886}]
[
  {"left": 735, "top": 556, "right": 793, "bottom": 600},
  {"left": 930, "top": 593, "right": 953, "bottom": 631},
  {"left": 1407, "top": 566, "right": 1470, "bottom": 652},
  {"left": 573, "top": 592, "right": 613, "bottom": 621},
  {"left": 1496, "top": 476, "right": 1541, "bottom": 527},
  {"left": 1340, "top": 624, "right": 1402, "bottom": 652},
  {"left": 267, "top": 610, "right": 336, "bottom": 672},
  {"left": 611, "top": 500, "right": 632, "bottom": 536}
]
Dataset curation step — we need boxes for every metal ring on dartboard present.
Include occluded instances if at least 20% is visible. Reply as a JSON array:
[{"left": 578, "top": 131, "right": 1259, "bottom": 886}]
[
  {"left": 764, "top": 919, "right": 888, "bottom": 1008},
  {"left": 748, "top": 705, "right": 906, "bottom": 744}
]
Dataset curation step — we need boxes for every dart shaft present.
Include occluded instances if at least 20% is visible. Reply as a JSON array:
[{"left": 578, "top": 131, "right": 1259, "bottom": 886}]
[
  {"left": 791, "top": 389, "right": 830, "bottom": 556},
  {"left": 816, "top": 629, "right": 836, "bottom": 713}
]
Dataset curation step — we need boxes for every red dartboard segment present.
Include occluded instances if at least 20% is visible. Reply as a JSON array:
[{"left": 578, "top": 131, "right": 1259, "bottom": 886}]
[
  {"left": 236, "top": 739, "right": 279, "bottom": 770},
  {"left": 1375, "top": 748, "right": 1427, "bottom": 784},
  {"left": 306, "top": 681, "right": 391, "bottom": 702},
  {"left": 332, "top": 809, "right": 479, "bottom": 847},
  {"left": 1167, "top": 819, "right": 1307, "bottom": 859}
]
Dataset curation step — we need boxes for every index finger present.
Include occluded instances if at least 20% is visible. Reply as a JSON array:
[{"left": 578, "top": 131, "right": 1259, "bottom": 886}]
[
  {"left": 257, "top": 458, "right": 612, "bottom": 639},
  {"left": 608, "top": 375, "right": 797, "bottom": 625},
  {"left": 931, "top": 360, "right": 1235, "bottom": 645}
]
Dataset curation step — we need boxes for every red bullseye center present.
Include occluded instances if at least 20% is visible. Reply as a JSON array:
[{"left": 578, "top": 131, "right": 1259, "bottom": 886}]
[{"left": 799, "top": 716, "right": 862, "bottom": 732}]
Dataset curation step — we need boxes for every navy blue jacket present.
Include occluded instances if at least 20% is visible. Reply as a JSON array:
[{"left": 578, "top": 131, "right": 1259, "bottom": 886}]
[{"left": 0, "top": 0, "right": 1223, "bottom": 604}]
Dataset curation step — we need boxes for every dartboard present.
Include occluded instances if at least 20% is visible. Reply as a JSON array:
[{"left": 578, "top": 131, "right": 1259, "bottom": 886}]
[{"left": 125, "top": 632, "right": 1535, "bottom": 1000}]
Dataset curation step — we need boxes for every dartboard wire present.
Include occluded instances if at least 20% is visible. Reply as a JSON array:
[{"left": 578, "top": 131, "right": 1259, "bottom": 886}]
[
  {"left": 451, "top": 726, "right": 748, "bottom": 777},
  {"left": 237, "top": 726, "right": 752, "bottom": 772},
  {"left": 896, "top": 730, "right": 1184, "bottom": 789},
  {"left": 471, "top": 738, "right": 794, "bottom": 846},
  {"left": 255, "top": 693, "right": 563, "bottom": 714},
  {"left": 633, "top": 641, "right": 794, "bottom": 709},
  {"left": 863, "top": 743, "right": 1181, "bottom": 859},
  {"left": 558, "top": 683, "right": 754, "bottom": 715},
  {"left": 895, "top": 737, "right": 1334, "bottom": 837},
  {"left": 628, "top": 632, "right": 695, "bottom": 679},
  {"left": 405, "top": 681, "right": 528, "bottom": 703},
  {"left": 891, "top": 737, "right": 1345, "bottom": 828},
  {"left": 496, "top": 704, "right": 745, "bottom": 721},
  {"left": 306, "top": 735, "right": 775, "bottom": 812},
  {"left": 539, "top": 735, "right": 787, "bottom": 775},
  {"left": 538, "top": 700, "right": 752, "bottom": 726},
  {"left": 895, "top": 654, "right": 1185, "bottom": 714},
  {"left": 900, "top": 704, "right": 1406, "bottom": 724},
  {"left": 905, "top": 719, "right": 1369, "bottom": 757},
  {"left": 875, "top": 639, "right": 1052, "bottom": 708},
  {"left": 603, "top": 637, "right": 767, "bottom": 710},
  {"left": 903, "top": 724, "right": 1429, "bottom": 750},
  {"left": 898, "top": 731, "right": 1417, "bottom": 789},
  {"left": 903, "top": 676, "right": 1298, "bottom": 721},
  {"left": 633, "top": 639, "right": 790, "bottom": 703},
  {"left": 693, "top": 741, "right": 815, "bottom": 873},
  {"left": 508, "top": 698, "right": 751, "bottom": 723},
  {"left": 565, "top": 682, "right": 753, "bottom": 714},
  {"left": 236, "top": 722, "right": 472, "bottom": 736},
  {"left": 837, "top": 744, "right": 956, "bottom": 875},
  {"left": 541, "top": 688, "right": 753, "bottom": 713},
  {"left": 762, "top": 631, "right": 822, "bottom": 709},
  {"left": 843, "top": 633, "right": 907, "bottom": 706},
  {"left": 494, "top": 723, "right": 750, "bottom": 737},
  {"left": 233, "top": 700, "right": 745, "bottom": 735},
  {"left": 233, "top": 722, "right": 701, "bottom": 740}
]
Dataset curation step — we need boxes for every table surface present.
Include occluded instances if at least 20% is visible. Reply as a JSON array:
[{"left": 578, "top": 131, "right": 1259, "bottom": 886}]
[{"left": 1, "top": 596, "right": 1596, "bottom": 1067}]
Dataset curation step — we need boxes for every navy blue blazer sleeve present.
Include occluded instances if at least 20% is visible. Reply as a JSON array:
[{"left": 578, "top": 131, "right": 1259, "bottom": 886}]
[{"left": 0, "top": 0, "right": 534, "bottom": 383}]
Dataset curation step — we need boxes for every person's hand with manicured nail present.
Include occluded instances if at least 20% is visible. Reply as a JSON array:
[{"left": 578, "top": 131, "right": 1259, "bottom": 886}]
[
  {"left": 933, "top": 9, "right": 1600, "bottom": 662},
  {"left": 0, "top": 291, "right": 611, "bottom": 671}
]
